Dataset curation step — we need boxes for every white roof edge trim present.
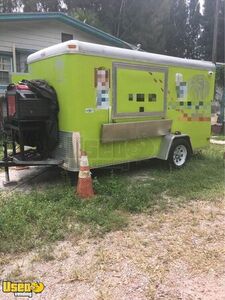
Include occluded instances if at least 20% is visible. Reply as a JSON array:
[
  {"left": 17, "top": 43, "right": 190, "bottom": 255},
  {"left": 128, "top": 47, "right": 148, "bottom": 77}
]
[
  {"left": 28, "top": 40, "right": 216, "bottom": 71},
  {"left": 27, "top": 41, "right": 79, "bottom": 64}
]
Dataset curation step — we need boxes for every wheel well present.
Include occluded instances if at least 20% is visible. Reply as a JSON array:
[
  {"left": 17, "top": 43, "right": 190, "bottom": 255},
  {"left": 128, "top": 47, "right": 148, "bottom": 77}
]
[{"left": 157, "top": 134, "right": 193, "bottom": 161}]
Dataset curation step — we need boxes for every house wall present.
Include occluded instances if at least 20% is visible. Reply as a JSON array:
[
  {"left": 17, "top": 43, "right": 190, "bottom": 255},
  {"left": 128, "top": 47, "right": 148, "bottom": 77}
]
[
  {"left": 0, "top": 20, "right": 112, "bottom": 53},
  {"left": 0, "top": 19, "right": 113, "bottom": 92}
]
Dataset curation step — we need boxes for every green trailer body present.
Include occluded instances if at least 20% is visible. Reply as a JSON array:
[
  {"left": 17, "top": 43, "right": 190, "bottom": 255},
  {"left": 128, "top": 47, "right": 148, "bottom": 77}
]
[{"left": 20, "top": 40, "right": 215, "bottom": 171}]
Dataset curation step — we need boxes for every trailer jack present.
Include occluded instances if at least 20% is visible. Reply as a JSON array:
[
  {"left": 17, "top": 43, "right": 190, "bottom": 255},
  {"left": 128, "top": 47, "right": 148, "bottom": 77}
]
[{"left": 1, "top": 141, "right": 16, "bottom": 186}]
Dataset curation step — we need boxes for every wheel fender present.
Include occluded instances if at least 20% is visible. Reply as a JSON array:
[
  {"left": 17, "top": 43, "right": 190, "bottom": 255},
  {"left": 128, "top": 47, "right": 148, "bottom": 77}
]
[{"left": 158, "top": 134, "right": 193, "bottom": 161}]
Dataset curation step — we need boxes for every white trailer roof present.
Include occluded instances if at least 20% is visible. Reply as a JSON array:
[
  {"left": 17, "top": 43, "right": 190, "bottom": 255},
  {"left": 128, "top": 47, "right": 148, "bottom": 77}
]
[{"left": 28, "top": 40, "right": 215, "bottom": 71}]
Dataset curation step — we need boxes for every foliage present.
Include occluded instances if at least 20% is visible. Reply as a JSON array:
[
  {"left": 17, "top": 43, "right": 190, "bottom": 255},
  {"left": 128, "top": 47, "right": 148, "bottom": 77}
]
[
  {"left": 185, "top": 0, "right": 202, "bottom": 58},
  {"left": 0, "top": 0, "right": 224, "bottom": 61},
  {"left": 216, "top": 64, "right": 225, "bottom": 88},
  {"left": 0, "top": 0, "right": 18, "bottom": 12},
  {"left": 163, "top": 0, "right": 188, "bottom": 57},
  {"left": 199, "top": 0, "right": 224, "bottom": 62},
  {"left": 0, "top": 144, "right": 223, "bottom": 253}
]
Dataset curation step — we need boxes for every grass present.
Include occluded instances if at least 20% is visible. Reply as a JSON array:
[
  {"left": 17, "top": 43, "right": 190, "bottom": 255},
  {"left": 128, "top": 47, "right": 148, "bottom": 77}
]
[{"left": 0, "top": 144, "right": 224, "bottom": 253}]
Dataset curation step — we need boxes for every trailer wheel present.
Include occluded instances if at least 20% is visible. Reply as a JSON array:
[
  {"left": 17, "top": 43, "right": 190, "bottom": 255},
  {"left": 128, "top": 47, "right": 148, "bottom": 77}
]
[{"left": 168, "top": 138, "right": 191, "bottom": 168}]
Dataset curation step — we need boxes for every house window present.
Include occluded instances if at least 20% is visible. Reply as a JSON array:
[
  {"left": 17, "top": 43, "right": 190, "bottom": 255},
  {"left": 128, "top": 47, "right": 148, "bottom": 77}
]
[
  {"left": 0, "top": 55, "right": 12, "bottom": 72},
  {"left": 0, "top": 71, "right": 10, "bottom": 85},
  {"left": 0, "top": 55, "right": 12, "bottom": 92},
  {"left": 16, "top": 52, "right": 29, "bottom": 73},
  {"left": 61, "top": 33, "right": 73, "bottom": 42}
]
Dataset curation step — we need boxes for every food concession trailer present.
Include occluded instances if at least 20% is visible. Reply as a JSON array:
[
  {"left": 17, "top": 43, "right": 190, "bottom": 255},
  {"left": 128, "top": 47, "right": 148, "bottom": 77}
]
[{"left": 0, "top": 40, "right": 215, "bottom": 183}]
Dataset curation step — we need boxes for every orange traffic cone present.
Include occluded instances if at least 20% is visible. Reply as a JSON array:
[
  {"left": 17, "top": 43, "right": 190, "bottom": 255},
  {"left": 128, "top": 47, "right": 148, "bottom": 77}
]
[{"left": 77, "top": 151, "right": 94, "bottom": 198}]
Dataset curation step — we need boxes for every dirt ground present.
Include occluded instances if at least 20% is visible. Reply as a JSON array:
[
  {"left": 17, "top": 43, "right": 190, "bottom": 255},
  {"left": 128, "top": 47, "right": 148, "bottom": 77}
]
[{"left": 0, "top": 198, "right": 225, "bottom": 300}]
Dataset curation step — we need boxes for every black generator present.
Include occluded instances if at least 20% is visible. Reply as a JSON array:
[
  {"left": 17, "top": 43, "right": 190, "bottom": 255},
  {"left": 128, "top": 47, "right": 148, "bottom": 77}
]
[
  {"left": 0, "top": 80, "right": 60, "bottom": 185},
  {"left": 0, "top": 80, "right": 59, "bottom": 161},
  {"left": 4, "top": 83, "right": 49, "bottom": 121}
]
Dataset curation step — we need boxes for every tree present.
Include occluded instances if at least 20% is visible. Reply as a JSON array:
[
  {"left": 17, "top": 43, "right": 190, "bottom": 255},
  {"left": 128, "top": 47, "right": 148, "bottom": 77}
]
[
  {"left": 163, "top": 0, "right": 188, "bottom": 57},
  {"left": 116, "top": 0, "right": 170, "bottom": 52},
  {"left": 69, "top": 8, "right": 99, "bottom": 26},
  {"left": 1, "top": 0, "right": 223, "bottom": 62},
  {"left": 0, "top": 0, "right": 19, "bottom": 12},
  {"left": 22, "top": 0, "right": 62, "bottom": 12},
  {"left": 200, "top": 0, "right": 224, "bottom": 62},
  {"left": 22, "top": 0, "right": 38, "bottom": 12},
  {"left": 185, "top": 0, "right": 202, "bottom": 58},
  {"left": 65, "top": 0, "right": 172, "bottom": 54},
  {"left": 38, "top": 0, "right": 62, "bottom": 11}
]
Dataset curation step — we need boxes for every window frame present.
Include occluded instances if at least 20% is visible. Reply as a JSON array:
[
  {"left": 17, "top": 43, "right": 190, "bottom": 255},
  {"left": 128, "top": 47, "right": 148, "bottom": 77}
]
[{"left": 112, "top": 62, "right": 168, "bottom": 119}]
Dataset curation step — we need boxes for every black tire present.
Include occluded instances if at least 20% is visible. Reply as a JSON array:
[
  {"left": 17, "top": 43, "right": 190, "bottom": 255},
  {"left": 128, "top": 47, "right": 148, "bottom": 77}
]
[{"left": 168, "top": 138, "right": 191, "bottom": 169}]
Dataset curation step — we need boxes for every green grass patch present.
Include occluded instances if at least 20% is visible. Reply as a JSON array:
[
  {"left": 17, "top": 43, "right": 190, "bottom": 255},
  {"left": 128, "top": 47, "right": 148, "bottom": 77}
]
[
  {"left": 0, "top": 188, "right": 129, "bottom": 253},
  {"left": 0, "top": 144, "right": 224, "bottom": 253},
  {"left": 94, "top": 144, "right": 224, "bottom": 210}
]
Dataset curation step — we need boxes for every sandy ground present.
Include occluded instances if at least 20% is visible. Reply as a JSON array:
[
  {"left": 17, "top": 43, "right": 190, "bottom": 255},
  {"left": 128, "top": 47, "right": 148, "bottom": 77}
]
[
  {"left": 0, "top": 198, "right": 225, "bottom": 300},
  {"left": 210, "top": 139, "right": 225, "bottom": 145}
]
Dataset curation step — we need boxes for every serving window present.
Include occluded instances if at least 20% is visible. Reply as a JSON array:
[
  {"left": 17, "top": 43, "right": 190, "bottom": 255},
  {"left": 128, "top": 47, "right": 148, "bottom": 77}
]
[{"left": 112, "top": 62, "right": 168, "bottom": 119}]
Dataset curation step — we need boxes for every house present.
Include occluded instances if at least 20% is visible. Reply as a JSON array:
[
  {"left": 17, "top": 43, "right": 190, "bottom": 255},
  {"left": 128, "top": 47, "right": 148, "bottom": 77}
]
[{"left": 0, "top": 12, "right": 132, "bottom": 93}]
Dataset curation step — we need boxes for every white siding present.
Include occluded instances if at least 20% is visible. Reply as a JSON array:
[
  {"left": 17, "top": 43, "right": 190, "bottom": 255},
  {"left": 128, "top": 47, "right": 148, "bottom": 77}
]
[
  {"left": 0, "top": 20, "right": 111, "bottom": 53},
  {"left": 0, "top": 19, "right": 114, "bottom": 90}
]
